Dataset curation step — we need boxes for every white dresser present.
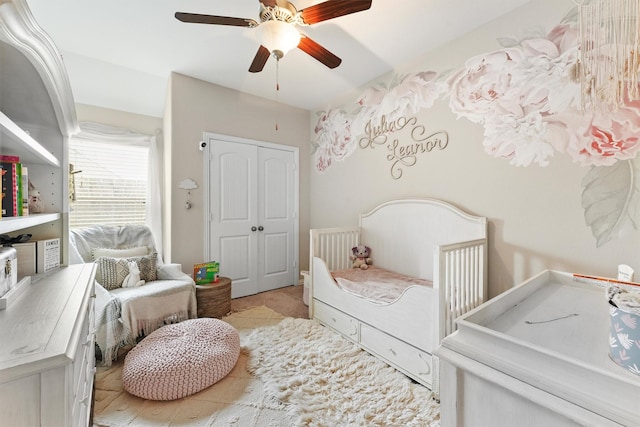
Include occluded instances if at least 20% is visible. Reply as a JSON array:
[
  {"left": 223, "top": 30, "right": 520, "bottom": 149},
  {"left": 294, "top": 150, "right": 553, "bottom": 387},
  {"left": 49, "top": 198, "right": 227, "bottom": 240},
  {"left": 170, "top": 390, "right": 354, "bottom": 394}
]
[
  {"left": 436, "top": 270, "right": 640, "bottom": 427},
  {"left": 0, "top": 264, "right": 96, "bottom": 427}
]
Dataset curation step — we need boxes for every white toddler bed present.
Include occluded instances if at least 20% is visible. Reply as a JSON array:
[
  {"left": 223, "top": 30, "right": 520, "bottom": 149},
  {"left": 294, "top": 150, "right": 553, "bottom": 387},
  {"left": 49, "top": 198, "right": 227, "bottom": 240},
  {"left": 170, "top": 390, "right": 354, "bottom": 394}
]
[{"left": 310, "top": 198, "right": 487, "bottom": 392}]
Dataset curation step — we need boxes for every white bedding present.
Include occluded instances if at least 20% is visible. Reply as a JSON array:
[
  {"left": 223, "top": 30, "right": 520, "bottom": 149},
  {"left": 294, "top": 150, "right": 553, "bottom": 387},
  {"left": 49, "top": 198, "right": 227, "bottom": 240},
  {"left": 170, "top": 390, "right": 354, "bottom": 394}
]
[{"left": 331, "top": 266, "right": 432, "bottom": 303}]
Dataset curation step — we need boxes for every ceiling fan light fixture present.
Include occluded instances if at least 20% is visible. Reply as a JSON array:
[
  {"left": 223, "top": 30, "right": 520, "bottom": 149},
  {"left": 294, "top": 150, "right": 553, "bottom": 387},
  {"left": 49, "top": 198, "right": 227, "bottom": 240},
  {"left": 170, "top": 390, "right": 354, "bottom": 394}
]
[
  {"left": 177, "top": 0, "right": 373, "bottom": 72},
  {"left": 256, "top": 19, "right": 301, "bottom": 59}
]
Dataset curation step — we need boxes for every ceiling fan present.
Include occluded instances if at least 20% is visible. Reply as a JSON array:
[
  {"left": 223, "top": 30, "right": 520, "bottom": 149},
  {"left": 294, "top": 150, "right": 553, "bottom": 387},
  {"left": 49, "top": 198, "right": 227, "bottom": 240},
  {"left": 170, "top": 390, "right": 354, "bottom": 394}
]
[{"left": 175, "top": 0, "right": 373, "bottom": 73}]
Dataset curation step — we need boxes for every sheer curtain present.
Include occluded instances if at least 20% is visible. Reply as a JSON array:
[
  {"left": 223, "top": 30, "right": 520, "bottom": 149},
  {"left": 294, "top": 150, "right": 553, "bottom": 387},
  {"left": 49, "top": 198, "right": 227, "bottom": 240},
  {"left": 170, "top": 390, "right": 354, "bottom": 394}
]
[{"left": 73, "top": 122, "right": 164, "bottom": 258}]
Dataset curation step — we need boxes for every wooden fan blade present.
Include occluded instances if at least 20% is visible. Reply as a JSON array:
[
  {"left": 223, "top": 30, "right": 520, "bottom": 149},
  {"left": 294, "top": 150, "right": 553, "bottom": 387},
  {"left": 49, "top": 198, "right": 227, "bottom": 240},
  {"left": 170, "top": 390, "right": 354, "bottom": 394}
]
[
  {"left": 259, "top": 0, "right": 277, "bottom": 7},
  {"left": 300, "top": 0, "right": 372, "bottom": 25},
  {"left": 175, "top": 12, "right": 258, "bottom": 27},
  {"left": 298, "top": 35, "right": 341, "bottom": 69},
  {"left": 249, "top": 45, "right": 271, "bottom": 73}
]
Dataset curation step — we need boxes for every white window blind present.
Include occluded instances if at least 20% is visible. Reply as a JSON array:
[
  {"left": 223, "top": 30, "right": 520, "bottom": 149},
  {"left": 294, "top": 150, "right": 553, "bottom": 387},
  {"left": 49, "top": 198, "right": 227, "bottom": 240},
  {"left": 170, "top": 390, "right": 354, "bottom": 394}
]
[{"left": 69, "top": 139, "right": 148, "bottom": 228}]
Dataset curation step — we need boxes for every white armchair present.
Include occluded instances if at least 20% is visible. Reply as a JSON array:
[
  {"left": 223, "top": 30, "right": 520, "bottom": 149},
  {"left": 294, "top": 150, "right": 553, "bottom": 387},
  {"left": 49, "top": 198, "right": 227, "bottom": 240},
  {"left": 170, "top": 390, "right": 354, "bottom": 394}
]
[{"left": 70, "top": 224, "right": 196, "bottom": 366}]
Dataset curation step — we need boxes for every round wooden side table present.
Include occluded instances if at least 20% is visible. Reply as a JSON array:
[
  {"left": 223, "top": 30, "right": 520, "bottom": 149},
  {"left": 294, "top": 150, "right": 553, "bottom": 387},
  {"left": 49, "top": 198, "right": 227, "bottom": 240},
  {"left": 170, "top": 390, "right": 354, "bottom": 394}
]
[{"left": 195, "top": 277, "right": 232, "bottom": 318}]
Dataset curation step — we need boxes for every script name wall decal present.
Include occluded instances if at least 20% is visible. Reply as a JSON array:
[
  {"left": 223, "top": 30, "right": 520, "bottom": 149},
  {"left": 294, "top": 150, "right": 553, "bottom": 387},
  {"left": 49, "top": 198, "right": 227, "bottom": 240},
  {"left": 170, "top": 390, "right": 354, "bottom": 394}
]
[{"left": 358, "top": 115, "right": 449, "bottom": 179}]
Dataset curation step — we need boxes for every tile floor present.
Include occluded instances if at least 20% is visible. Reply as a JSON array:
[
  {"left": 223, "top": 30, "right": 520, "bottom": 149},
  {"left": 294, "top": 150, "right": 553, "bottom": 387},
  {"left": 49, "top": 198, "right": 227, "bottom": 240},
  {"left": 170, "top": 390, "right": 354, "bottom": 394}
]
[{"left": 230, "top": 284, "right": 309, "bottom": 319}]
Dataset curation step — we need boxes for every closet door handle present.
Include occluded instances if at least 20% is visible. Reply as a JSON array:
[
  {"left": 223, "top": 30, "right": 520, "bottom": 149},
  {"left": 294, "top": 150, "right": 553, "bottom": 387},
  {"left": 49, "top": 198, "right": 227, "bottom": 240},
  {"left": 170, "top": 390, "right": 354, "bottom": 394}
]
[
  {"left": 251, "top": 226, "right": 257, "bottom": 232},
  {"left": 258, "top": 226, "right": 264, "bottom": 231}
]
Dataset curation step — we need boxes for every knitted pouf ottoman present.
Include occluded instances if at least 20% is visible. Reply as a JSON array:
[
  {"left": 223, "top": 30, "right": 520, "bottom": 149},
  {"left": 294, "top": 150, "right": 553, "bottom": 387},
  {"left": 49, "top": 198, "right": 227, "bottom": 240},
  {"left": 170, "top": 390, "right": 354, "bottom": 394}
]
[{"left": 122, "top": 318, "right": 240, "bottom": 400}]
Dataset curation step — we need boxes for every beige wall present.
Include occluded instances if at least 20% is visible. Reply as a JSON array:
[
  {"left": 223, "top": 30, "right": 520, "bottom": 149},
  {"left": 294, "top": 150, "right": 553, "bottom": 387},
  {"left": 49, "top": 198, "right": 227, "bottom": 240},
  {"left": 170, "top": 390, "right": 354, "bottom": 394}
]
[
  {"left": 75, "top": 77, "right": 311, "bottom": 278},
  {"left": 166, "top": 72, "right": 311, "bottom": 273},
  {"left": 309, "top": 0, "right": 640, "bottom": 297}
]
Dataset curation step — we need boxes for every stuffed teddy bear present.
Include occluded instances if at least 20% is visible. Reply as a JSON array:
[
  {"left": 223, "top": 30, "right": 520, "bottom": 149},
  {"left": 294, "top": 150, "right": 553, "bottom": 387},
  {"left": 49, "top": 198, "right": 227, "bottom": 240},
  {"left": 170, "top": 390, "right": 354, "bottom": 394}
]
[
  {"left": 28, "top": 185, "right": 44, "bottom": 214},
  {"left": 350, "top": 245, "right": 373, "bottom": 270},
  {"left": 122, "top": 260, "right": 145, "bottom": 288}
]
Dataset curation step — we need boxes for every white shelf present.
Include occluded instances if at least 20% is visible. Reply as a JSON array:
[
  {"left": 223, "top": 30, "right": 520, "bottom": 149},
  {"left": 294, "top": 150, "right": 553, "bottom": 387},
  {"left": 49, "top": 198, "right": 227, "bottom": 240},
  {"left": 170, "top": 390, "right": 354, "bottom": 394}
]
[
  {"left": 0, "top": 213, "right": 62, "bottom": 234},
  {"left": 0, "top": 111, "right": 60, "bottom": 167}
]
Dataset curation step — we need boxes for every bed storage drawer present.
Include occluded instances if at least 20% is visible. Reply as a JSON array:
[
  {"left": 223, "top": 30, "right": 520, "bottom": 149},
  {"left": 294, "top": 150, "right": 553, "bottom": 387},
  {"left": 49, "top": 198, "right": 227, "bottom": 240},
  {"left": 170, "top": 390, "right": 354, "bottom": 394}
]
[
  {"left": 314, "top": 300, "right": 359, "bottom": 341},
  {"left": 360, "top": 323, "right": 433, "bottom": 387}
]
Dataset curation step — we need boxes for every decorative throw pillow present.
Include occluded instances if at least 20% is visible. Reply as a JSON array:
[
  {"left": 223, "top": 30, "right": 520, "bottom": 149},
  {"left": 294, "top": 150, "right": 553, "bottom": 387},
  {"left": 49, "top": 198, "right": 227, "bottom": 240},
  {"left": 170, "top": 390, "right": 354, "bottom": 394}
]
[
  {"left": 95, "top": 253, "right": 158, "bottom": 290},
  {"left": 92, "top": 246, "right": 149, "bottom": 261}
]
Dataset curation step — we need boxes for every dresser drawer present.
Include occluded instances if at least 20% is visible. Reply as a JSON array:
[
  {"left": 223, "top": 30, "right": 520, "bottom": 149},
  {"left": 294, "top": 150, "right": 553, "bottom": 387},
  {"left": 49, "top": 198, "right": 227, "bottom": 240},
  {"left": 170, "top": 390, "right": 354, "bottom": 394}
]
[
  {"left": 313, "top": 300, "right": 359, "bottom": 341},
  {"left": 72, "top": 318, "right": 89, "bottom": 399},
  {"left": 72, "top": 289, "right": 96, "bottom": 427},
  {"left": 360, "top": 323, "right": 433, "bottom": 387},
  {"left": 73, "top": 369, "right": 93, "bottom": 427}
]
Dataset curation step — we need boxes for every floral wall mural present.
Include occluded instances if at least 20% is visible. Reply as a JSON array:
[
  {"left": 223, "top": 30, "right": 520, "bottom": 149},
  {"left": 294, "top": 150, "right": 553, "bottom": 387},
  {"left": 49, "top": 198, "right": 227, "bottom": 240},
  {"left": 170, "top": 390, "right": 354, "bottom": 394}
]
[{"left": 312, "top": 9, "right": 640, "bottom": 248}]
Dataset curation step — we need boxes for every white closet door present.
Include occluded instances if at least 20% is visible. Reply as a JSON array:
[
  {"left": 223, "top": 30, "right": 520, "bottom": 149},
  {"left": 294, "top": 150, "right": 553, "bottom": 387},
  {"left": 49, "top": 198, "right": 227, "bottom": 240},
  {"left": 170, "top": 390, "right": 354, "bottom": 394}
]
[
  {"left": 209, "top": 138, "right": 296, "bottom": 298},
  {"left": 211, "top": 140, "right": 258, "bottom": 298},
  {"left": 258, "top": 147, "right": 295, "bottom": 292}
]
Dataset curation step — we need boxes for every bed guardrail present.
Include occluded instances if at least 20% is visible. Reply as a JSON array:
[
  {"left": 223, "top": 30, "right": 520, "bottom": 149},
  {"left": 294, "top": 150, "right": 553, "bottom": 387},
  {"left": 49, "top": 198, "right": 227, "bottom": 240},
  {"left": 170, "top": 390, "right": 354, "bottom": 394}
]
[
  {"left": 435, "top": 238, "right": 488, "bottom": 339},
  {"left": 309, "top": 226, "right": 360, "bottom": 318},
  {"left": 310, "top": 227, "right": 360, "bottom": 272}
]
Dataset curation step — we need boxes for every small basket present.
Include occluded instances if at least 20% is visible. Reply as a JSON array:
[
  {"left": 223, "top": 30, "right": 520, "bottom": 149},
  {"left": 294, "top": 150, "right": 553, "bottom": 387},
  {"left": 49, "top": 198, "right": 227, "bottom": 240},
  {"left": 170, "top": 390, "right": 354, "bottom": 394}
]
[
  {"left": 196, "top": 278, "right": 231, "bottom": 318},
  {"left": 609, "top": 302, "right": 640, "bottom": 376}
]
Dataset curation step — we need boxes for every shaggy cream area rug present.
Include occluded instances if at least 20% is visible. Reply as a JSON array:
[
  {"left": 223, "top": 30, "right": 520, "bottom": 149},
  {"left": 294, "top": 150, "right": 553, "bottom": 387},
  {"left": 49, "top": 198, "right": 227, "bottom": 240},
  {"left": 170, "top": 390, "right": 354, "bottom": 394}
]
[
  {"left": 92, "top": 306, "right": 440, "bottom": 426},
  {"left": 245, "top": 317, "right": 440, "bottom": 426}
]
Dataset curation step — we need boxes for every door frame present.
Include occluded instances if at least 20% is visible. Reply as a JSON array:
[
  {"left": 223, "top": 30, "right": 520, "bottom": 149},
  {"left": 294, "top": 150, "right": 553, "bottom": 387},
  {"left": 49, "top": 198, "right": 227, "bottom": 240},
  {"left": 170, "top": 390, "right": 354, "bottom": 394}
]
[{"left": 202, "top": 132, "right": 300, "bottom": 287}]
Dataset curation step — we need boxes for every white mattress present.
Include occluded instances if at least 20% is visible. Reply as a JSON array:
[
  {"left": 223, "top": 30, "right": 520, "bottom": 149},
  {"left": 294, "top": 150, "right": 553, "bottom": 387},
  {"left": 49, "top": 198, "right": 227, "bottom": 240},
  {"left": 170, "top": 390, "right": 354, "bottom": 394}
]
[{"left": 331, "top": 265, "right": 432, "bottom": 304}]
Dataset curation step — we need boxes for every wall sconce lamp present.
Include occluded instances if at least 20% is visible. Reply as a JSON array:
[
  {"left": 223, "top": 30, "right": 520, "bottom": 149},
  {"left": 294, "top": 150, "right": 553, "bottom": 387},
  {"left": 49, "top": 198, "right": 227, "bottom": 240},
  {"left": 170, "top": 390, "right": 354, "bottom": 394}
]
[{"left": 178, "top": 178, "right": 198, "bottom": 210}]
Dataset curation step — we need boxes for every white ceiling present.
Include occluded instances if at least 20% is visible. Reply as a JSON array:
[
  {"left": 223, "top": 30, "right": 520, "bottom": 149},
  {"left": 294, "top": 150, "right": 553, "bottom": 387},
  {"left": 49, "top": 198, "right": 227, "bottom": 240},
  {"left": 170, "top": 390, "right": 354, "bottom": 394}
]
[{"left": 27, "top": 0, "right": 533, "bottom": 118}]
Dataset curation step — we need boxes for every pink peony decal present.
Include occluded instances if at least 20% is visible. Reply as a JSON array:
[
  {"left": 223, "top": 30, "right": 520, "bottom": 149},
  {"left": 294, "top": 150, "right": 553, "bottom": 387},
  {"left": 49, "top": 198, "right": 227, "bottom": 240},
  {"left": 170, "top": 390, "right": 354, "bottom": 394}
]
[
  {"left": 313, "top": 21, "right": 590, "bottom": 169},
  {"left": 562, "top": 100, "right": 640, "bottom": 166},
  {"left": 313, "top": 107, "right": 354, "bottom": 172},
  {"left": 447, "top": 49, "right": 524, "bottom": 125},
  {"left": 447, "top": 23, "right": 579, "bottom": 166},
  {"left": 351, "top": 72, "right": 447, "bottom": 142},
  {"left": 312, "top": 18, "right": 640, "bottom": 170}
]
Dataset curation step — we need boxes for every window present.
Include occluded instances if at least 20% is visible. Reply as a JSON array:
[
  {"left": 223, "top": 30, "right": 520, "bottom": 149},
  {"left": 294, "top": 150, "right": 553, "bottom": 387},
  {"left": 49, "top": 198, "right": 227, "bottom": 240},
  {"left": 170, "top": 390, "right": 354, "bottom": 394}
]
[{"left": 69, "top": 139, "right": 148, "bottom": 228}]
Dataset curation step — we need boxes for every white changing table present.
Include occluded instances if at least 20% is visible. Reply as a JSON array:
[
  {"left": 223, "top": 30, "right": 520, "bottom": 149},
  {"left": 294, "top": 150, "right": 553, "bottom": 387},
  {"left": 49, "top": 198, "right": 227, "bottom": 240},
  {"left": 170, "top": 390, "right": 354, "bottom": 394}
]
[{"left": 436, "top": 270, "right": 640, "bottom": 427}]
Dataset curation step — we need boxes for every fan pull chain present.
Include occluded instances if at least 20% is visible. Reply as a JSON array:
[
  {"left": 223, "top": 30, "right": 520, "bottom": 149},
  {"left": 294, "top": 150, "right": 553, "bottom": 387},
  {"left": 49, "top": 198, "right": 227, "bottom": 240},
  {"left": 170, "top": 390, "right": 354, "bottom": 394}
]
[{"left": 275, "top": 58, "right": 280, "bottom": 131}]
